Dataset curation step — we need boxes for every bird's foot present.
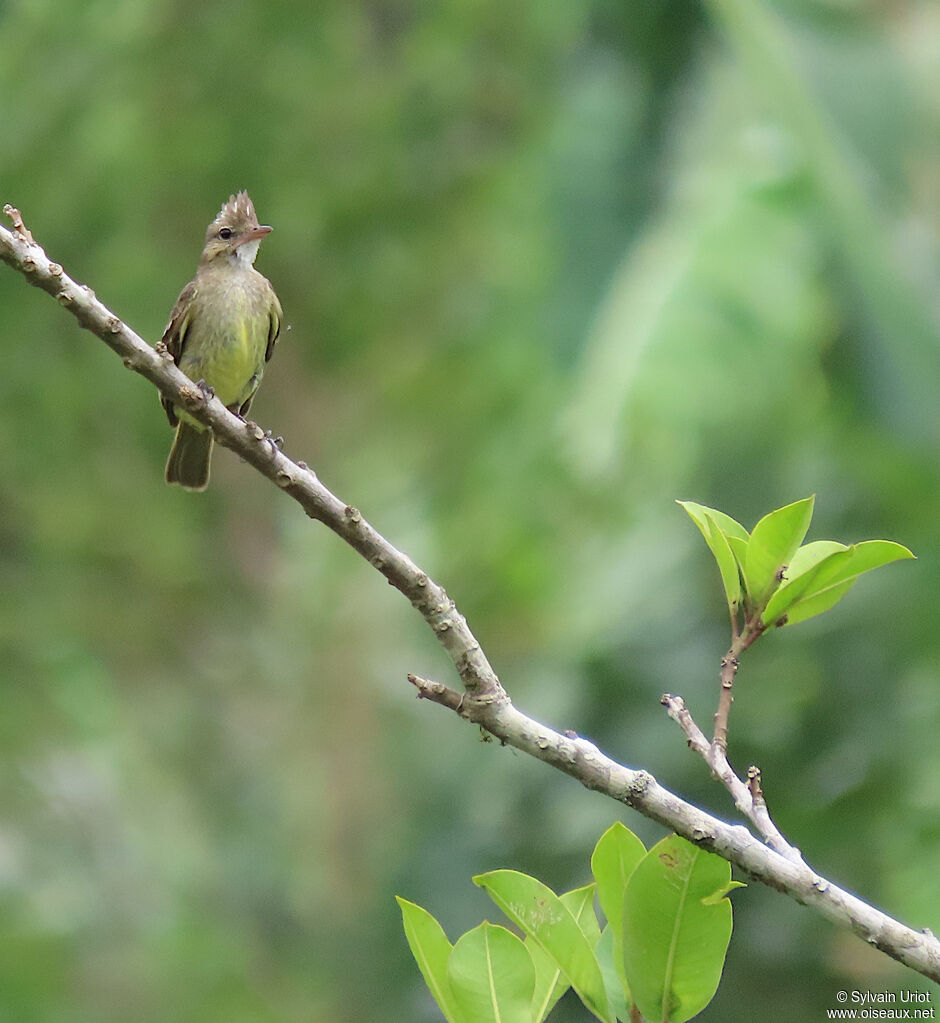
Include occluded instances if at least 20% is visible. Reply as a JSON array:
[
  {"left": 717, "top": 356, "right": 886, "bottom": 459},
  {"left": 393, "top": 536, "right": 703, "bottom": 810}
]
[
  {"left": 238, "top": 421, "right": 283, "bottom": 460},
  {"left": 262, "top": 429, "right": 284, "bottom": 458}
]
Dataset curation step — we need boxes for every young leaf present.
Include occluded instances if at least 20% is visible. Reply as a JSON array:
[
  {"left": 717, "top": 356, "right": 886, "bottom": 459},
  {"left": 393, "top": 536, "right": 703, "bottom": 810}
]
[
  {"left": 761, "top": 540, "right": 848, "bottom": 624},
  {"left": 475, "top": 870, "right": 613, "bottom": 1022},
  {"left": 700, "top": 879, "right": 747, "bottom": 905},
  {"left": 397, "top": 897, "right": 465, "bottom": 1023},
  {"left": 784, "top": 539, "right": 850, "bottom": 580},
  {"left": 528, "top": 885, "right": 598, "bottom": 1023},
  {"left": 800, "top": 539, "right": 913, "bottom": 590},
  {"left": 764, "top": 539, "right": 914, "bottom": 628},
  {"left": 591, "top": 822, "right": 646, "bottom": 940},
  {"left": 448, "top": 922, "right": 535, "bottom": 1023},
  {"left": 590, "top": 821, "right": 645, "bottom": 1004},
  {"left": 677, "top": 501, "right": 743, "bottom": 612},
  {"left": 726, "top": 534, "right": 750, "bottom": 590},
  {"left": 623, "top": 836, "right": 735, "bottom": 1023},
  {"left": 744, "top": 496, "right": 815, "bottom": 607},
  {"left": 700, "top": 507, "right": 749, "bottom": 543},
  {"left": 774, "top": 579, "right": 855, "bottom": 627}
]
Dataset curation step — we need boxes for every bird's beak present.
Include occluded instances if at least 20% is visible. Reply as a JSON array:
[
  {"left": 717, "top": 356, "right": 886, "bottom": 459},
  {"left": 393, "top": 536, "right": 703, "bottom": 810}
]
[{"left": 233, "top": 225, "right": 273, "bottom": 247}]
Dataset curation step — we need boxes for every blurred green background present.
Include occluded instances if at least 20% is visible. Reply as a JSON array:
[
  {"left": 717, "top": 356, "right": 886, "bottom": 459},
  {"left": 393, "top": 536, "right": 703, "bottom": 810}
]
[{"left": 2, "top": 0, "right": 939, "bottom": 1019}]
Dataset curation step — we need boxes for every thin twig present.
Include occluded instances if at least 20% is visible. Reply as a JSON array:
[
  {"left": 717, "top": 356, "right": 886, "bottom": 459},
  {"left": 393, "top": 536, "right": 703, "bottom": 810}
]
[
  {"left": 2, "top": 207, "right": 939, "bottom": 983},
  {"left": 662, "top": 694, "right": 802, "bottom": 863},
  {"left": 408, "top": 673, "right": 466, "bottom": 714},
  {"left": 712, "top": 618, "right": 765, "bottom": 752},
  {"left": 713, "top": 647, "right": 739, "bottom": 752}
]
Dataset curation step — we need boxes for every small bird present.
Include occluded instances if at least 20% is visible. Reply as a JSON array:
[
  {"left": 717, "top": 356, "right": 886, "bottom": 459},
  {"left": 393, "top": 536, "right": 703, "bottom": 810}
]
[{"left": 161, "top": 191, "right": 283, "bottom": 490}]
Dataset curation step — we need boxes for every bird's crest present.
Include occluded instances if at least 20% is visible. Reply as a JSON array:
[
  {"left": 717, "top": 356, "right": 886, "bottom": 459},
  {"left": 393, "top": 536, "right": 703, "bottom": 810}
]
[{"left": 207, "top": 191, "right": 260, "bottom": 238}]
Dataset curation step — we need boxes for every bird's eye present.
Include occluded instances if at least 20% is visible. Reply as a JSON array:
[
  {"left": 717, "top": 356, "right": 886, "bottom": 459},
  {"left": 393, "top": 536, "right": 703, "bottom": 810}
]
[{"left": 218, "top": 227, "right": 234, "bottom": 240}]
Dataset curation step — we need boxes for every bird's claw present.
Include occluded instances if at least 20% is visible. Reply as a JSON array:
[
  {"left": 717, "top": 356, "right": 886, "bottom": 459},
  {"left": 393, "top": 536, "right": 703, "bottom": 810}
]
[
  {"left": 262, "top": 429, "right": 284, "bottom": 457},
  {"left": 237, "top": 421, "right": 284, "bottom": 461}
]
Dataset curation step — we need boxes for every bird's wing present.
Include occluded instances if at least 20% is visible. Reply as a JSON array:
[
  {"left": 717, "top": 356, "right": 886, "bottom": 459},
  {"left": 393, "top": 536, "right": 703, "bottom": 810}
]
[
  {"left": 265, "top": 287, "right": 283, "bottom": 363},
  {"left": 159, "top": 279, "right": 198, "bottom": 426}
]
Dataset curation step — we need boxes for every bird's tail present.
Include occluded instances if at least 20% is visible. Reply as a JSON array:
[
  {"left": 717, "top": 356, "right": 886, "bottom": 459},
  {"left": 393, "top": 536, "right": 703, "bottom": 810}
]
[{"left": 165, "top": 422, "right": 213, "bottom": 491}]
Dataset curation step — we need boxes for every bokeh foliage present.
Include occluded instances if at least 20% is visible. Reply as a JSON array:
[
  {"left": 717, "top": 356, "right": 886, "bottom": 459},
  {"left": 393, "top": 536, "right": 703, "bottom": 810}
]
[{"left": 1, "top": 1, "right": 938, "bottom": 1019}]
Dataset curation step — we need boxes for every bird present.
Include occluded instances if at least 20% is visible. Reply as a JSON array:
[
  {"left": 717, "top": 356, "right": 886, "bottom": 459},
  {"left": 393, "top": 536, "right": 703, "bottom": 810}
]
[{"left": 161, "top": 191, "right": 283, "bottom": 490}]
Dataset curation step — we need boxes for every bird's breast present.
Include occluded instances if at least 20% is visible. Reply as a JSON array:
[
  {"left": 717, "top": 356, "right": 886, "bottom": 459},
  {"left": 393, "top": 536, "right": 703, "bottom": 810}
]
[{"left": 177, "top": 271, "right": 272, "bottom": 409}]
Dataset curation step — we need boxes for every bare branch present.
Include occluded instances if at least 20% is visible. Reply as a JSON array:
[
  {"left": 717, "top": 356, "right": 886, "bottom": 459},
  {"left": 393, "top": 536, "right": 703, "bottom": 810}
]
[
  {"left": 408, "top": 673, "right": 466, "bottom": 714},
  {"left": 3, "top": 208, "right": 939, "bottom": 983},
  {"left": 714, "top": 648, "right": 739, "bottom": 752},
  {"left": 713, "top": 618, "right": 765, "bottom": 751},
  {"left": 662, "top": 693, "right": 801, "bottom": 864}
]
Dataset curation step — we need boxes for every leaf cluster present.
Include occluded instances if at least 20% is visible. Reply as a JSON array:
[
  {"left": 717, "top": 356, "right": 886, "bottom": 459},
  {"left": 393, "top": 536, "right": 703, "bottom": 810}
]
[
  {"left": 678, "top": 496, "right": 913, "bottom": 633},
  {"left": 399, "top": 823, "right": 743, "bottom": 1023}
]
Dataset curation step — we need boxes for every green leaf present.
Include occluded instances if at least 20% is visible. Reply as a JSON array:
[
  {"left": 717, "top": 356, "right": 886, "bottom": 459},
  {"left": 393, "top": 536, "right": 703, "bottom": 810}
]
[
  {"left": 448, "top": 922, "right": 535, "bottom": 1023},
  {"left": 800, "top": 539, "right": 913, "bottom": 590},
  {"left": 561, "top": 884, "right": 602, "bottom": 947},
  {"left": 761, "top": 539, "right": 847, "bottom": 624},
  {"left": 699, "top": 506, "right": 750, "bottom": 544},
  {"left": 701, "top": 879, "right": 747, "bottom": 905},
  {"left": 594, "top": 927, "right": 632, "bottom": 1023},
  {"left": 764, "top": 539, "right": 914, "bottom": 628},
  {"left": 528, "top": 885, "right": 598, "bottom": 1023},
  {"left": 527, "top": 938, "right": 569, "bottom": 1023},
  {"left": 589, "top": 821, "right": 645, "bottom": 1004},
  {"left": 776, "top": 579, "right": 855, "bottom": 627},
  {"left": 726, "top": 535, "right": 750, "bottom": 588},
  {"left": 787, "top": 539, "right": 851, "bottom": 578},
  {"left": 744, "top": 496, "right": 815, "bottom": 607},
  {"left": 589, "top": 826, "right": 646, "bottom": 937},
  {"left": 590, "top": 823, "right": 646, "bottom": 940},
  {"left": 397, "top": 897, "right": 465, "bottom": 1023},
  {"left": 678, "top": 501, "right": 745, "bottom": 612},
  {"left": 475, "top": 870, "right": 613, "bottom": 1022},
  {"left": 623, "top": 836, "right": 735, "bottom": 1023}
]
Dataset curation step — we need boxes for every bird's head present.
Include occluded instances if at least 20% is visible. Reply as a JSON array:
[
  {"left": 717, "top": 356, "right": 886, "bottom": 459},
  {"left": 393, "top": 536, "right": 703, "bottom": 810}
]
[{"left": 200, "top": 191, "right": 272, "bottom": 268}]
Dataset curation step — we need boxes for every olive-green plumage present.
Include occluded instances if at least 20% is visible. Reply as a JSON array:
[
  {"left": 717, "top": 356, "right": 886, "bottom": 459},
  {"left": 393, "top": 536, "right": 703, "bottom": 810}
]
[{"left": 161, "top": 191, "right": 282, "bottom": 491}]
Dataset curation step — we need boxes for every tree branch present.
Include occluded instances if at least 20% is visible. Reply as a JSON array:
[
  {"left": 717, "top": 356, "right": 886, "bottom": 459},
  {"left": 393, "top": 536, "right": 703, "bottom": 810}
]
[
  {"left": 662, "top": 693, "right": 801, "bottom": 864},
  {"left": 712, "top": 617, "right": 764, "bottom": 751},
  {"left": 3, "top": 206, "right": 938, "bottom": 983}
]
